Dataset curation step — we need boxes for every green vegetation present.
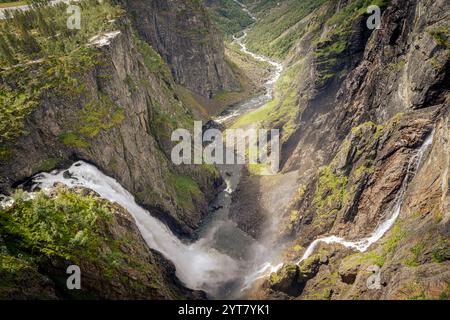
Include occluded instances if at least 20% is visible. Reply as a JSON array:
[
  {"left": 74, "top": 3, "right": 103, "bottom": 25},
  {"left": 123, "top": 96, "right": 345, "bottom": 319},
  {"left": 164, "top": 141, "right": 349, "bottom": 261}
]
[
  {"left": 58, "top": 132, "right": 90, "bottom": 148},
  {"left": 247, "top": 163, "right": 269, "bottom": 176},
  {"left": 314, "top": 38, "right": 347, "bottom": 86},
  {"left": 312, "top": 0, "right": 390, "bottom": 86},
  {"left": 386, "top": 58, "right": 406, "bottom": 73},
  {"left": 232, "top": 59, "right": 302, "bottom": 143},
  {"left": 240, "top": 0, "right": 278, "bottom": 14},
  {"left": 0, "top": 189, "right": 112, "bottom": 263},
  {"left": 37, "top": 157, "right": 61, "bottom": 172},
  {"left": 382, "top": 223, "right": 406, "bottom": 255},
  {"left": 205, "top": 0, "right": 254, "bottom": 38},
  {"left": 245, "top": 0, "right": 326, "bottom": 59},
  {"left": 234, "top": 0, "right": 393, "bottom": 138},
  {"left": 76, "top": 95, "right": 124, "bottom": 138},
  {"left": 0, "top": 188, "right": 186, "bottom": 299},
  {"left": 353, "top": 164, "right": 375, "bottom": 181},
  {"left": 432, "top": 238, "right": 448, "bottom": 263},
  {"left": 201, "top": 164, "right": 221, "bottom": 178},
  {"left": 270, "top": 263, "right": 297, "bottom": 286},
  {"left": 0, "top": 251, "right": 55, "bottom": 299},
  {"left": 232, "top": 100, "right": 273, "bottom": 127},
  {"left": 405, "top": 281, "right": 427, "bottom": 300},
  {"left": 168, "top": 173, "right": 202, "bottom": 210},
  {"left": 364, "top": 221, "right": 406, "bottom": 267},
  {"left": 312, "top": 165, "right": 348, "bottom": 226},
  {"left": 0, "top": 188, "right": 183, "bottom": 299},
  {"left": 351, "top": 121, "right": 384, "bottom": 138},
  {"left": 341, "top": 249, "right": 385, "bottom": 271},
  {"left": 59, "top": 94, "right": 125, "bottom": 148},
  {"left": 341, "top": 221, "right": 405, "bottom": 270},
  {"left": 0, "top": 0, "right": 123, "bottom": 157},
  {"left": 148, "top": 96, "right": 193, "bottom": 145},
  {"left": 360, "top": 251, "right": 385, "bottom": 267},
  {"left": 428, "top": 25, "right": 450, "bottom": 49},
  {"left": 439, "top": 283, "right": 450, "bottom": 300},
  {"left": 135, "top": 36, "right": 171, "bottom": 81},
  {"left": 244, "top": 0, "right": 389, "bottom": 61},
  {"left": 404, "top": 242, "right": 425, "bottom": 267}
]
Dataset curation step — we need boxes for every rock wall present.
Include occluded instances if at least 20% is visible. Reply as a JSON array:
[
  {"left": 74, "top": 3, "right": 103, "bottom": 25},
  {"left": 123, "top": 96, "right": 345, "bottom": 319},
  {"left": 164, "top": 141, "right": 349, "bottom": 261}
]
[
  {"left": 118, "top": 0, "right": 239, "bottom": 98},
  {"left": 240, "top": 0, "right": 449, "bottom": 299},
  {"left": 0, "top": 17, "right": 222, "bottom": 239}
]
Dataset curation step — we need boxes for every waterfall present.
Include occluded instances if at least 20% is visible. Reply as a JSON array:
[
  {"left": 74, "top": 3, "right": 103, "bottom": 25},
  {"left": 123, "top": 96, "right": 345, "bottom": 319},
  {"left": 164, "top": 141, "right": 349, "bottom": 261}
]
[
  {"left": 242, "top": 130, "right": 434, "bottom": 289},
  {"left": 32, "top": 162, "right": 239, "bottom": 295}
]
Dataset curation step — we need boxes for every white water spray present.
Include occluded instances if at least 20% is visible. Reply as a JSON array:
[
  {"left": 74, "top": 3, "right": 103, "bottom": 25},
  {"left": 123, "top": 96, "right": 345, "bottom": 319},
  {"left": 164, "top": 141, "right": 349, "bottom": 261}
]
[
  {"left": 32, "top": 162, "right": 239, "bottom": 295},
  {"left": 242, "top": 131, "right": 434, "bottom": 289},
  {"left": 297, "top": 130, "right": 434, "bottom": 263}
]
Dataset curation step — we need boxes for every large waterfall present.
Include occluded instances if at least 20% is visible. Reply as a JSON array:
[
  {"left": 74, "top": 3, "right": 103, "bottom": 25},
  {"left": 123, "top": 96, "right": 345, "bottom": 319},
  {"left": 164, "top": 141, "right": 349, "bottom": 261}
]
[
  {"left": 32, "top": 162, "right": 239, "bottom": 296},
  {"left": 28, "top": 2, "right": 285, "bottom": 299}
]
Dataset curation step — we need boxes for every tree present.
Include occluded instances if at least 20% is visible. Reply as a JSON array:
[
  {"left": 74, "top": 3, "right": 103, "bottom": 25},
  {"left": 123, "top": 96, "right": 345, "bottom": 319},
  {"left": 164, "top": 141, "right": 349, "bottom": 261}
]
[{"left": 0, "top": 35, "right": 15, "bottom": 66}]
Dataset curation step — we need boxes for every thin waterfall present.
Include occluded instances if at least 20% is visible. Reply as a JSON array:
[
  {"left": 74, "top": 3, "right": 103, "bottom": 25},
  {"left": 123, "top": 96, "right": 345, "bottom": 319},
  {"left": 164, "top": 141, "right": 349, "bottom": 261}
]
[{"left": 242, "top": 130, "right": 434, "bottom": 290}]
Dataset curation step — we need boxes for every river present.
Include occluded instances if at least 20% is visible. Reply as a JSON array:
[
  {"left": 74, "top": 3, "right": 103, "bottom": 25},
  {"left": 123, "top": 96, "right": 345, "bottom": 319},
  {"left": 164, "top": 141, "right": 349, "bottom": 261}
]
[
  {"left": 30, "top": 2, "right": 285, "bottom": 299},
  {"left": 3, "top": 0, "right": 436, "bottom": 299}
]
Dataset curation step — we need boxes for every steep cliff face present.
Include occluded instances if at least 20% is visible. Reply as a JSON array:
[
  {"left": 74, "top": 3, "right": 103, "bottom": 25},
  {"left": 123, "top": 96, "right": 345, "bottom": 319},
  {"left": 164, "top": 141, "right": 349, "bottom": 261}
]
[
  {"left": 0, "top": 187, "right": 201, "bottom": 299},
  {"left": 0, "top": 0, "right": 236, "bottom": 299},
  {"left": 265, "top": 109, "right": 449, "bottom": 300},
  {"left": 0, "top": 3, "right": 223, "bottom": 239},
  {"left": 231, "top": 0, "right": 449, "bottom": 299},
  {"left": 241, "top": 0, "right": 448, "bottom": 175},
  {"left": 118, "top": 0, "right": 239, "bottom": 98}
]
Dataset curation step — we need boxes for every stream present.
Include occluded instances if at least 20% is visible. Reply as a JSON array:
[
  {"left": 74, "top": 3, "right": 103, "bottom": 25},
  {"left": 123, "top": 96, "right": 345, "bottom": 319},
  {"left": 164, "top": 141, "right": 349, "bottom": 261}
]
[
  {"left": 295, "top": 130, "right": 435, "bottom": 263},
  {"left": 29, "top": 3, "right": 284, "bottom": 299},
  {"left": 214, "top": 31, "right": 283, "bottom": 125},
  {"left": 4, "top": 0, "right": 435, "bottom": 300}
]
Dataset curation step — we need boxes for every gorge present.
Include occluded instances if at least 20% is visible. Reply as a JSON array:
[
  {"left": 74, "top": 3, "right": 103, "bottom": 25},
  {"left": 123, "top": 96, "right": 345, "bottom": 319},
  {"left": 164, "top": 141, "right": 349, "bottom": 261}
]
[{"left": 0, "top": 0, "right": 449, "bottom": 301}]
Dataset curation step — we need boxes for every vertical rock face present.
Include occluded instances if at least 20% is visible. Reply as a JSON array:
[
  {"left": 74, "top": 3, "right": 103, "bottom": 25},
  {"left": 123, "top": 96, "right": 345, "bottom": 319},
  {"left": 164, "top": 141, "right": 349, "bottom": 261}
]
[
  {"left": 0, "top": 1, "right": 236, "bottom": 299},
  {"left": 119, "top": 0, "right": 238, "bottom": 98},
  {"left": 237, "top": 0, "right": 449, "bottom": 299},
  {"left": 0, "top": 16, "right": 221, "bottom": 239}
]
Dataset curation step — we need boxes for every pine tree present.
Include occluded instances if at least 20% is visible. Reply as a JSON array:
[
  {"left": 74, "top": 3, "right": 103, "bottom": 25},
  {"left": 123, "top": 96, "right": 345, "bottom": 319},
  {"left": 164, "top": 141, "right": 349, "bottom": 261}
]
[
  {"left": 0, "top": 35, "right": 15, "bottom": 66},
  {"left": 20, "top": 29, "right": 41, "bottom": 55}
]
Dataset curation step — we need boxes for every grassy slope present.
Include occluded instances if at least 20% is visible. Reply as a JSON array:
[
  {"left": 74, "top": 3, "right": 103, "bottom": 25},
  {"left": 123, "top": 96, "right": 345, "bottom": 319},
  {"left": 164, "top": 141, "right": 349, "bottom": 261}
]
[
  {"left": 205, "top": 0, "right": 254, "bottom": 38},
  {"left": 233, "top": 0, "right": 390, "bottom": 142},
  {"left": 244, "top": 0, "right": 326, "bottom": 59}
]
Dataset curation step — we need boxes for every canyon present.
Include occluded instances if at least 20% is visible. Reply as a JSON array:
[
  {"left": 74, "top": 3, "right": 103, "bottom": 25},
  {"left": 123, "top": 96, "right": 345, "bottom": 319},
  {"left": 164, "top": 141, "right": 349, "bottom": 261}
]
[{"left": 0, "top": 0, "right": 449, "bottom": 300}]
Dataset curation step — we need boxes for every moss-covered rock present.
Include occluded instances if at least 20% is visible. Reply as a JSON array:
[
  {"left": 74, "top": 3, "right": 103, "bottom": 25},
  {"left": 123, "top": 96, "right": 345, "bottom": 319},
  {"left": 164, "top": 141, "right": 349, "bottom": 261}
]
[
  {"left": 0, "top": 187, "right": 199, "bottom": 299},
  {"left": 269, "top": 263, "right": 301, "bottom": 296}
]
